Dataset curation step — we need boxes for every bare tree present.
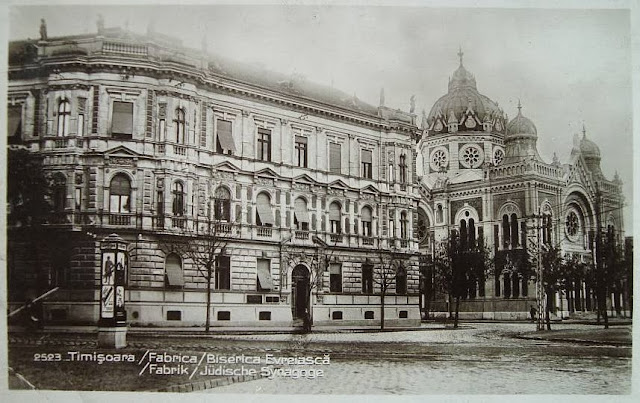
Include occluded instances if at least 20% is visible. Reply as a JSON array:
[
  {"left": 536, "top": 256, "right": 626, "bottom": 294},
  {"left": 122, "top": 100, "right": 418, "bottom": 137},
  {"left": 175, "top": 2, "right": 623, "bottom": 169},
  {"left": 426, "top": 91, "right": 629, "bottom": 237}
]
[
  {"left": 375, "top": 247, "right": 407, "bottom": 330},
  {"left": 433, "top": 230, "right": 492, "bottom": 328},
  {"left": 162, "top": 190, "right": 230, "bottom": 333}
]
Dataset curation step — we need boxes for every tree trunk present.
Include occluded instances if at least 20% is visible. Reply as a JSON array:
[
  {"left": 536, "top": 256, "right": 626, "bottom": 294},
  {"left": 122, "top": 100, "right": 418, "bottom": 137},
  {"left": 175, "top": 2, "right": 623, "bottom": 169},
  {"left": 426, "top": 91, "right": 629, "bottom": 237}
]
[
  {"left": 380, "top": 290, "right": 385, "bottom": 330},
  {"left": 454, "top": 296, "right": 460, "bottom": 328},
  {"left": 205, "top": 267, "right": 212, "bottom": 333},
  {"left": 545, "top": 290, "right": 552, "bottom": 330}
]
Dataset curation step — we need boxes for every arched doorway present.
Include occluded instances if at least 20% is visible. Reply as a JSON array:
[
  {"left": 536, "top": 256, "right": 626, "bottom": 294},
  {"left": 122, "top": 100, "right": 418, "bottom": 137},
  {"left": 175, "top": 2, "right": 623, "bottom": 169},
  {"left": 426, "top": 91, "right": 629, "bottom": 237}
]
[{"left": 291, "top": 265, "right": 310, "bottom": 319}]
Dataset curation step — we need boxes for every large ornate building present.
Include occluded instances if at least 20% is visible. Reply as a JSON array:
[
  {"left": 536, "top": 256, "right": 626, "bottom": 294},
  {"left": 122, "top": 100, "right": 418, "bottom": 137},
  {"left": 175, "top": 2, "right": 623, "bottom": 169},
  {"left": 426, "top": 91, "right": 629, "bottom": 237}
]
[
  {"left": 6, "top": 22, "right": 628, "bottom": 328},
  {"left": 7, "top": 23, "right": 422, "bottom": 327},
  {"left": 416, "top": 50, "right": 628, "bottom": 319}
]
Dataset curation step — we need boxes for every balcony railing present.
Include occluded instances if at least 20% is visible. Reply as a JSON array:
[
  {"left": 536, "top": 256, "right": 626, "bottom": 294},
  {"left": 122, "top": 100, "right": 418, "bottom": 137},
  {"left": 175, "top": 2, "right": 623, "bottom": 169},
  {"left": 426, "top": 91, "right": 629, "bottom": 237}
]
[
  {"left": 172, "top": 217, "right": 186, "bottom": 229},
  {"left": 362, "top": 237, "right": 374, "bottom": 246},
  {"left": 54, "top": 139, "right": 68, "bottom": 148},
  {"left": 108, "top": 213, "right": 132, "bottom": 226},
  {"left": 257, "top": 227, "right": 272, "bottom": 237},
  {"left": 215, "top": 222, "right": 233, "bottom": 234},
  {"left": 329, "top": 234, "right": 343, "bottom": 244},
  {"left": 173, "top": 145, "right": 187, "bottom": 156},
  {"left": 295, "top": 230, "right": 309, "bottom": 240}
]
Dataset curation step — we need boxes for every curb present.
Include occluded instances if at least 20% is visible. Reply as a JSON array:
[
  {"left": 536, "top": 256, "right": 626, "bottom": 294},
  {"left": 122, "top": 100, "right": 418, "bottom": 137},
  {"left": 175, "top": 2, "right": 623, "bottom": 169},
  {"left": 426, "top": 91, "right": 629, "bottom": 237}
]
[
  {"left": 514, "top": 334, "right": 631, "bottom": 347},
  {"left": 151, "top": 373, "right": 262, "bottom": 393}
]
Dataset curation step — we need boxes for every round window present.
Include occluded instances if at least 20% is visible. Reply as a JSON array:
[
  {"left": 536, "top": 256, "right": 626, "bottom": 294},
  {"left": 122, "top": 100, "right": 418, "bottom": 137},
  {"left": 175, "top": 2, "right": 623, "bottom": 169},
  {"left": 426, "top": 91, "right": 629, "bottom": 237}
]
[
  {"left": 429, "top": 147, "right": 449, "bottom": 172},
  {"left": 493, "top": 148, "right": 505, "bottom": 166},
  {"left": 459, "top": 144, "right": 484, "bottom": 168},
  {"left": 565, "top": 211, "right": 581, "bottom": 239}
]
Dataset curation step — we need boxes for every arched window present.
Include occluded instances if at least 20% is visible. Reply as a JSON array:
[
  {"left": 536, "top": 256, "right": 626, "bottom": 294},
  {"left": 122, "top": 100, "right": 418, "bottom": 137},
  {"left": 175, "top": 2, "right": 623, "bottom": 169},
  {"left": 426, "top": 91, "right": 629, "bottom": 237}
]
[
  {"left": 502, "top": 214, "right": 511, "bottom": 248},
  {"left": 543, "top": 213, "right": 553, "bottom": 245},
  {"left": 329, "top": 202, "right": 342, "bottom": 234},
  {"left": 294, "top": 197, "right": 310, "bottom": 230},
  {"left": 388, "top": 164, "right": 395, "bottom": 183},
  {"left": 57, "top": 100, "right": 71, "bottom": 137},
  {"left": 214, "top": 187, "right": 231, "bottom": 222},
  {"left": 174, "top": 108, "right": 186, "bottom": 144},
  {"left": 52, "top": 173, "right": 67, "bottom": 212},
  {"left": 459, "top": 219, "right": 468, "bottom": 250},
  {"left": 172, "top": 182, "right": 185, "bottom": 216},
  {"left": 361, "top": 206, "right": 373, "bottom": 237},
  {"left": 399, "top": 154, "right": 407, "bottom": 184},
  {"left": 468, "top": 218, "right": 476, "bottom": 246},
  {"left": 400, "top": 211, "right": 409, "bottom": 239},
  {"left": 109, "top": 174, "right": 131, "bottom": 213},
  {"left": 255, "top": 192, "right": 274, "bottom": 227},
  {"left": 165, "top": 253, "right": 184, "bottom": 287},
  {"left": 510, "top": 213, "right": 519, "bottom": 247},
  {"left": 436, "top": 204, "right": 444, "bottom": 223}
]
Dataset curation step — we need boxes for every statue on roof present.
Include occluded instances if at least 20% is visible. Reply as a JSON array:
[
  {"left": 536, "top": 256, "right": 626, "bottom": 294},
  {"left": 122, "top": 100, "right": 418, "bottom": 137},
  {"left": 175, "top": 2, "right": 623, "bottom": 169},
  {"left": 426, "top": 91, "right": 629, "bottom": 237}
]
[
  {"left": 39, "top": 18, "right": 47, "bottom": 41},
  {"left": 410, "top": 95, "right": 416, "bottom": 114}
]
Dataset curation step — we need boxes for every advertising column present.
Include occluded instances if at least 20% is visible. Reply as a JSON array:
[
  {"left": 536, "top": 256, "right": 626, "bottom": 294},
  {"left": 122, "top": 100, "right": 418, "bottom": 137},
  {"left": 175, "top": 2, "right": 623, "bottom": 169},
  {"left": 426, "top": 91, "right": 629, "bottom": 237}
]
[{"left": 98, "top": 233, "right": 128, "bottom": 348}]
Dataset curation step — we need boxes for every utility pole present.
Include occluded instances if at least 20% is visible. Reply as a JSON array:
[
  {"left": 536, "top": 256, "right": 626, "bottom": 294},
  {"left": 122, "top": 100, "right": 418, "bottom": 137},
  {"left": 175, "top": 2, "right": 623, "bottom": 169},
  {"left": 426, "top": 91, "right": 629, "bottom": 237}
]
[
  {"left": 527, "top": 207, "right": 544, "bottom": 331},
  {"left": 594, "top": 183, "right": 609, "bottom": 328}
]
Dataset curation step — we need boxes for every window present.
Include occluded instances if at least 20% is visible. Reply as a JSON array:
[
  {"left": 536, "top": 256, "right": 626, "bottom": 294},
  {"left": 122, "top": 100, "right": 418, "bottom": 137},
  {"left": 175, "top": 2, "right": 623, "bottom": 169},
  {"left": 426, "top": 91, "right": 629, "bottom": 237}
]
[
  {"left": 543, "top": 213, "right": 553, "bottom": 244},
  {"left": 362, "top": 264, "right": 373, "bottom": 294},
  {"left": 294, "top": 197, "right": 310, "bottom": 230},
  {"left": 165, "top": 253, "right": 184, "bottom": 287},
  {"left": 256, "top": 192, "right": 275, "bottom": 227},
  {"left": 8, "top": 105, "right": 22, "bottom": 142},
  {"left": 213, "top": 186, "right": 231, "bottom": 222},
  {"left": 257, "top": 128, "right": 271, "bottom": 161},
  {"left": 159, "top": 119, "right": 166, "bottom": 141},
  {"left": 364, "top": 311, "right": 375, "bottom": 319},
  {"left": 295, "top": 136, "right": 308, "bottom": 168},
  {"left": 361, "top": 206, "right": 373, "bottom": 237},
  {"left": 361, "top": 149, "right": 372, "bottom": 179},
  {"left": 217, "top": 311, "right": 231, "bottom": 321},
  {"left": 174, "top": 108, "right": 186, "bottom": 144},
  {"left": 329, "top": 202, "right": 342, "bottom": 234},
  {"left": 257, "top": 259, "right": 274, "bottom": 291},
  {"left": 332, "top": 311, "right": 343, "bottom": 320},
  {"left": 510, "top": 213, "right": 519, "bottom": 247},
  {"left": 388, "top": 164, "right": 395, "bottom": 182},
  {"left": 399, "top": 154, "right": 407, "bottom": 183},
  {"left": 111, "top": 101, "right": 133, "bottom": 137},
  {"left": 400, "top": 211, "right": 408, "bottom": 239},
  {"left": 329, "top": 263, "right": 342, "bottom": 293},
  {"left": 215, "top": 255, "right": 231, "bottom": 290},
  {"left": 57, "top": 100, "right": 71, "bottom": 137},
  {"left": 157, "top": 190, "right": 164, "bottom": 217},
  {"left": 399, "top": 310, "right": 408, "bottom": 318},
  {"left": 329, "top": 143, "right": 341, "bottom": 174},
  {"left": 167, "top": 311, "right": 182, "bottom": 321},
  {"left": 52, "top": 174, "right": 67, "bottom": 212},
  {"left": 74, "top": 188, "right": 82, "bottom": 211},
  {"left": 216, "top": 119, "right": 235, "bottom": 154},
  {"left": 172, "top": 182, "right": 185, "bottom": 216},
  {"left": 502, "top": 214, "right": 511, "bottom": 248},
  {"left": 109, "top": 174, "right": 131, "bottom": 213},
  {"left": 259, "top": 312, "right": 271, "bottom": 321},
  {"left": 396, "top": 266, "right": 407, "bottom": 295},
  {"left": 77, "top": 113, "right": 84, "bottom": 137}
]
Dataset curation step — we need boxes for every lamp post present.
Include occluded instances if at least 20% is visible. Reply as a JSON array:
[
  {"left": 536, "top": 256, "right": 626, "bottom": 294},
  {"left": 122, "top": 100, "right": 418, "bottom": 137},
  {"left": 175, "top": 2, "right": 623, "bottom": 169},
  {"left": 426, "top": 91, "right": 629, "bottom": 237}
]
[{"left": 98, "top": 233, "right": 128, "bottom": 348}]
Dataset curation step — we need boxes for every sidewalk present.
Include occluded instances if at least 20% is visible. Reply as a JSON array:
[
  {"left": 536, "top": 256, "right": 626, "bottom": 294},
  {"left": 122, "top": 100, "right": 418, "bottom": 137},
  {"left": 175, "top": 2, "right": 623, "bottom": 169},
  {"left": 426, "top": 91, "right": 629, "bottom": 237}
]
[{"left": 515, "top": 326, "right": 632, "bottom": 346}]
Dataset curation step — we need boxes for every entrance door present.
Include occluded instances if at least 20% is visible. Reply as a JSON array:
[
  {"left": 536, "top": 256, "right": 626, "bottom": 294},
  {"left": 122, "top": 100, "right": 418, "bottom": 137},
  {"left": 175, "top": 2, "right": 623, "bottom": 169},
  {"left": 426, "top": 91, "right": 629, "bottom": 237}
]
[{"left": 291, "top": 265, "right": 310, "bottom": 319}]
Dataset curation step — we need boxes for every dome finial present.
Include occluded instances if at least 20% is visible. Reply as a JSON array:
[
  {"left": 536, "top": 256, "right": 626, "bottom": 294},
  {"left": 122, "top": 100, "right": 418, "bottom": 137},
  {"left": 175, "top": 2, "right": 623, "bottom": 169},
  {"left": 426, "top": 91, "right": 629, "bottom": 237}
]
[
  {"left": 458, "top": 46, "right": 464, "bottom": 66},
  {"left": 582, "top": 123, "right": 587, "bottom": 139},
  {"left": 517, "top": 99, "right": 522, "bottom": 114}
]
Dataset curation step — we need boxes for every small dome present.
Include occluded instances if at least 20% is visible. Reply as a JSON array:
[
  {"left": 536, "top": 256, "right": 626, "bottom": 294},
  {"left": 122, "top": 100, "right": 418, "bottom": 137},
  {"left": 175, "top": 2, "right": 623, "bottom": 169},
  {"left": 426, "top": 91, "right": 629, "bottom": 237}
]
[
  {"left": 580, "top": 137, "right": 601, "bottom": 159},
  {"left": 506, "top": 103, "right": 537, "bottom": 136}
]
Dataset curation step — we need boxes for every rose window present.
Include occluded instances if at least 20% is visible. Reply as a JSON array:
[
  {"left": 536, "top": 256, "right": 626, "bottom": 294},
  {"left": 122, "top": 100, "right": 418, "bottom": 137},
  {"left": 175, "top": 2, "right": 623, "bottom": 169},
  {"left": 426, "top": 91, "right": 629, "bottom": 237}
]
[
  {"left": 429, "top": 147, "right": 449, "bottom": 171},
  {"left": 566, "top": 211, "right": 580, "bottom": 237},
  {"left": 416, "top": 210, "right": 430, "bottom": 245},
  {"left": 460, "top": 144, "right": 484, "bottom": 168},
  {"left": 493, "top": 148, "right": 504, "bottom": 166}
]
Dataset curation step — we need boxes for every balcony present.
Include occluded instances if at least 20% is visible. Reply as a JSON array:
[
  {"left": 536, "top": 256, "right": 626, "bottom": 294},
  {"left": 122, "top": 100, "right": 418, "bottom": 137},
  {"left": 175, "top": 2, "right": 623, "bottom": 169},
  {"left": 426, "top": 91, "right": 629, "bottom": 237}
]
[
  {"left": 172, "top": 217, "right": 186, "bottom": 229},
  {"left": 362, "top": 237, "right": 374, "bottom": 246},
  {"left": 54, "top": 138, "right": 69, "bottom": 148},
  {"left": 215, "top": 222, "right": 233, "bottom": 234},
  {"left": 295, "top": 230, "right": 309, "bottom": 241},
  {"left": 329, "top": 234, "right": 343, "bottom": 244},
  {"left": 108, "top": 213, "right": 132, "bottom": 226},
  {"left": 173, "top": 145, "right": 187, "bottom": 156},
  {"left": 257, "top": 227, "right": 272, "bottom": 238}
]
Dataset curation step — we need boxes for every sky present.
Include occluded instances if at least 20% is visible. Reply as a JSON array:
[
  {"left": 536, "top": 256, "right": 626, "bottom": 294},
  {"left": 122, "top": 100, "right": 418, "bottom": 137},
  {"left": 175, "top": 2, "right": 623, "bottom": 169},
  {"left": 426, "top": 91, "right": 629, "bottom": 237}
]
[{"left": 6, "top": 2, "right": 634, "bottom": 231}]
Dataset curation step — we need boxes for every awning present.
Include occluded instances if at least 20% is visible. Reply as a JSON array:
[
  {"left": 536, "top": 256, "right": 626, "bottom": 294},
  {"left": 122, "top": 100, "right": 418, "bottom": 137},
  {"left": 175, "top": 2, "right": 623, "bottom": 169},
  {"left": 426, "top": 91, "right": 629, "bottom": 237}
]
[
  {"left": 112, "top": 101, "right": 133, "bottom": 135},
  {"left": 8, "top": 106, "right": 21, "bottom": 137},
  {"left": 329, "top": 202, "right": 341, "bottom": 221},
  {"left": 329, "top": 263, "right": 341, "bottom": 275},
  {"left": 257, "top": 264, "right": 274, "bottom": 290},
  {"left": 165, "top": 261, "right": 184, "bottom": 287},
  {"left": 216, "top": 120, "right": 236, "bottom": 152},
  {"left": 256, "top": 201, "right": 275, "bottom": 225},
  {"left": 361, "top": 149, "right": 372, "bottom": 163},
  {"left": 294, "top": 199, "right": 309, "bottom": 223}
]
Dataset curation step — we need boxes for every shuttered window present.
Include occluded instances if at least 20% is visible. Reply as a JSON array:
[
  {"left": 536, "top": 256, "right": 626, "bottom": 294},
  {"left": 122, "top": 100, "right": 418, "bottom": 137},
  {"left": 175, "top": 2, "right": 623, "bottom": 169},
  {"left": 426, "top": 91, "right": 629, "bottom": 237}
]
[
  {"left": 294, "top": 197, "right": 310, "bottom": 229},
  {"left": 361, "top": 149, "right": 373, "bottom": 179},
  {"left": 361, "top": 206, "right": 373, "bottom": 236},
  {"left": 112, "top": 101, "right": 133, "bottom": 135},
  {"left": 329, "top": 202, "right": 341, "bottom": 233},
  {"left": 329, "top": 143, "right": 341, "bottom": 174},
  {"left": 329, "top": 263, "right": 342, "bottom": 293}
]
